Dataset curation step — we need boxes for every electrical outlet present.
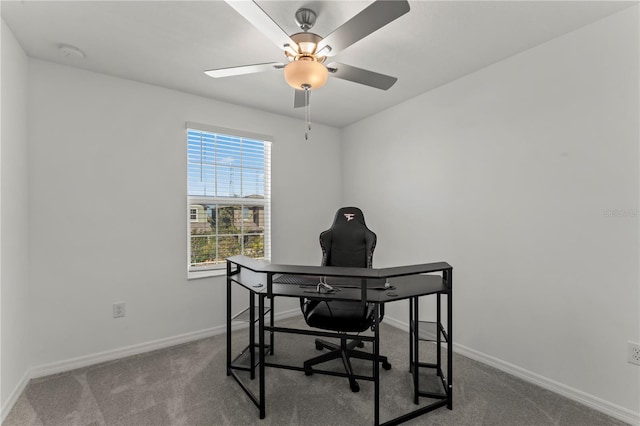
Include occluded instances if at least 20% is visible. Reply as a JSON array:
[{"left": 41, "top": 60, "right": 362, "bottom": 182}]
[
  {"left": 629, "top": 341, "right": 640, "bottom": 365},
  {"left": 113, "top": 302, "right": 126, "bottom": 318}
]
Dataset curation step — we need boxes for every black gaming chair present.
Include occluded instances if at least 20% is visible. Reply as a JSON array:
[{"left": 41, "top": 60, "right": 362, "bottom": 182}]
[{"left": 301, "top": 207, "right": 391, "bottom": 392}]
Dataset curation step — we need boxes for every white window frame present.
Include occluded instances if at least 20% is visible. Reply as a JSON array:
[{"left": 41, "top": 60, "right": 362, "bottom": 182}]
[{"left": 186, "top": 122, "right": 272, "bottom": 279}]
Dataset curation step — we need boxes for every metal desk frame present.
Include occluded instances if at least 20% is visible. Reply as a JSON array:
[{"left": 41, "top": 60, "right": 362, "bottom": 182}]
[{"left": 226, "top": 255, "right": 453, "bottom": 426}]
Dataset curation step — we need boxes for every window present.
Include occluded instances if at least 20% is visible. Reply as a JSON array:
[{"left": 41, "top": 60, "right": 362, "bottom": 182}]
[{"left": 187, "top": 123, "right": 271, "bottom": 275}]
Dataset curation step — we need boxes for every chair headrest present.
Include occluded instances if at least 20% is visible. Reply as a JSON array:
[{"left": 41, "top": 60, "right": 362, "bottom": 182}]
[{"left": 332, "top": 207, "right": 367, "bottom": 226}]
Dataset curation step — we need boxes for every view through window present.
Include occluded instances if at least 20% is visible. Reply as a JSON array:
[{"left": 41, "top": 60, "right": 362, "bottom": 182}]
[{"left": 187, "top": 126, "right": 271, "bottom": 273}]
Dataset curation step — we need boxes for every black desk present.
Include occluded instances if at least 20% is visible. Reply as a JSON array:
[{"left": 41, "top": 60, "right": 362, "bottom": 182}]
[{"left": 226, "top": 255, "right": 453, "bottom": 426}]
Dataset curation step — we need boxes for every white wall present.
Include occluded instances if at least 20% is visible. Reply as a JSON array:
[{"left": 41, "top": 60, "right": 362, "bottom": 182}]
[
  {"left": 342, "top": 5, "right": 639, "bottom": 421},
  {"left": 1, "top": 19, "right": 32, "bottom": 414},
  {"left": 26, "top": 59, "right": 342, "bottom": 369}
]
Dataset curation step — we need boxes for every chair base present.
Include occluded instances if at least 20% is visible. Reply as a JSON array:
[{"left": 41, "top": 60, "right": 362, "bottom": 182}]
[{"left": 303, "top": 338, "right": 392, "bottom": 392}]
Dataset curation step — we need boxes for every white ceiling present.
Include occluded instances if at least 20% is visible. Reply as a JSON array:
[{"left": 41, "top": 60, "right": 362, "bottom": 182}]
[{"left": 2, "top": 0, "right": 635, "bottom": 128}]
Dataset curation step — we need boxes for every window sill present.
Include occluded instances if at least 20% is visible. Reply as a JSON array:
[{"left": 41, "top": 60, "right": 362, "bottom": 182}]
[{"left": 188, "top": 269, "right": 226, "bottom": 280}]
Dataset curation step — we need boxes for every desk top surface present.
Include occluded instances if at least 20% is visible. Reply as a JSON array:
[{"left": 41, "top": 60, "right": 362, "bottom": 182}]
[
  {"left": 227, "top": 256, "right": 451, "bottom": 302},
  {"left": 227, "top": 255, "right": 452, "bottom": 278}
]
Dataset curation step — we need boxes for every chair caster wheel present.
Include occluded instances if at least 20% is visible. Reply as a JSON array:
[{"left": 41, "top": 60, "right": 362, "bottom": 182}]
[
  {"left": 304, "top": 368, "right": 313, "bottom": 376},
  {"left": 356, "top": 341, "right": 364, "bottom": 348},
  {"left": 382, "top": 361, "right": 392, "bottom": 370},
  {"left": 315, "top": 342, "right": 324, "bottom": 350},
  {"left": 350, "top": 380, "right": 360, "bottom": 392}
]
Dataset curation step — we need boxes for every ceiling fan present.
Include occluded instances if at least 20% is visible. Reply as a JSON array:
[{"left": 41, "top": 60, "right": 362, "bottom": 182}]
[{"left": 205, "top": 1, "right": 410, "bottom": 136}]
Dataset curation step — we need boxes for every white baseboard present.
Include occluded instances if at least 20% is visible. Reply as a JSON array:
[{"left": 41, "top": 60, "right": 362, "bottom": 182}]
[
  {"left": 383, "top": 316, "right": 411, "bottom": 333},
  {"left": 453, "top": 343, "right": 639, "bottom": 425},
  {"left": 383, "top": 318, "right": 639, "bottom": 425},
  {"left": 0, "top": 369, "right": 31, "bottom": 424},
  {"left": 1, "top": 308, "right": 301, "bottom": 423},
  {"left": 31, "top": 326, "right": 227, "bottom": 380}
]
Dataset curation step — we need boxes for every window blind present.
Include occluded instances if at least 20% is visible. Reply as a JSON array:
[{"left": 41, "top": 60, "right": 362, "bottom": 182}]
[{"left": 186, "top": 123, "right": 271, "bottom": 272}]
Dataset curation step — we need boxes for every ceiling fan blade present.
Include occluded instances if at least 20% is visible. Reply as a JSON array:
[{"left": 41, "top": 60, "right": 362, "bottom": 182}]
[
  {"left": 204, "top": 62, "right": 285, "bottom": 78},
  {"left": 225, "top": 0, "right": 295, "bottom": 51},
  {"left": 294, "top": 89, "right": 308, "bottom": 108},
  {"left": 317, "top": 0, "right": 410, "bottom": 57},
  {"left": 327, "top": 63, "right": 397, "bottom": 90}
]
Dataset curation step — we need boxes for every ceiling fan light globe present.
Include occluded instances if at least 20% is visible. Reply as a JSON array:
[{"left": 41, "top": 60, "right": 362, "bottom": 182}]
[{"left": 284, "top": 59, "right": 328, "bottom": 90}]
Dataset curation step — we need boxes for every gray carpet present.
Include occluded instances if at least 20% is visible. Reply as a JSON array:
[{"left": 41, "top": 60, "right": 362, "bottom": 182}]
[{"left": 3, "top": 316, "right": 628, "bottom": 426}]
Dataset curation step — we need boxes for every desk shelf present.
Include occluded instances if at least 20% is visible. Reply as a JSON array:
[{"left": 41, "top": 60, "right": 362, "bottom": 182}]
[
  {"left": 409, "top": 293, "right": 452, "bottom": 411},
  {"left": 231, "top": 343, "right": 271, "bottom": 370},
  {"left": 232, "top": 305, "right": 271, "bottom": 323},
  {"left": 416, "top": 373, "right": 448, "bottom": 399},
  {"left": 415, "top": 320, "right": 449, "bottom": 343},
  {"left": 417, "top": 320, "right": 438, "bottom": 342}
]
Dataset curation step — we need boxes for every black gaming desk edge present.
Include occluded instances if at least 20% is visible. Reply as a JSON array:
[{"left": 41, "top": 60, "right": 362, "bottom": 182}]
[{"left": 227, "top": 255, "right": 452, "bottom": 278}]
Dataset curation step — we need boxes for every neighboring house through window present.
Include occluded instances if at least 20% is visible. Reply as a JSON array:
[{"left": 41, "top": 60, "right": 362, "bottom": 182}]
[{"left": 186, "top": 122, "right": 271, "bottom": 276}]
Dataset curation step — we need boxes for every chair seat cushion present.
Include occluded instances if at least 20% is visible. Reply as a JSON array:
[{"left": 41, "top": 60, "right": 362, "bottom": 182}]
[{"left": 303, "top": 300, "right": 374, "bottom": 333}]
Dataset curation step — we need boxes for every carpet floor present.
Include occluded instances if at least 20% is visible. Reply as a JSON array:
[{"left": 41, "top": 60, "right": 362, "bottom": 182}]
[{"left": 3, "top": 316, "right": 628, "bottom": 426}]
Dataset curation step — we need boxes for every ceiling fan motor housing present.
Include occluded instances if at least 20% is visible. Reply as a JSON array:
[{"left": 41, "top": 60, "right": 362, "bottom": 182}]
[{"left": 285, "top": 32, "right": 326, "bottom": 61}]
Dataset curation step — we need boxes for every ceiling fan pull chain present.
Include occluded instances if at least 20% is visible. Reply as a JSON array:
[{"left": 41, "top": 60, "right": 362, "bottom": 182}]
[{"left": 303, "top": 84, "right": 311, "bottom": 140}]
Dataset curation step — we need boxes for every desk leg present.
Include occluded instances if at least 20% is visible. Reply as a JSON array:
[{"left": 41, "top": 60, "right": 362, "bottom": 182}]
[
  {"left": 259, "top": 294, "right": 266, "bottom": 419},
  {"left": 413, "top": 296, "right": 419, "bottom": 405},
  {"left": 409, "top": 299, "right": 414, "bottom": 374},
  {"left": 374, "top": 303, "right": 380, "bottom": 426},
  {"left": 447, "top": 277, "right": 453, "bottom": 410},
  {"left": 250, "top": 293, "right": 255, "bottom": 380},
  {"left": 437, "top": 294, "right": 441, "bottom": 377},
  {"left": 270, "top": 296, "right": 275, "bottom": 355},
  {"left": 226, "top": 273, "right": 232, "bottom": 376}
]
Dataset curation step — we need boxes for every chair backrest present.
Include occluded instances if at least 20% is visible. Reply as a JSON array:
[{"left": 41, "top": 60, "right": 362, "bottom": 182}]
[
  {"left": 301, "top": 207, "right": 379, "bottom": 329},
  {"left": 320, "top": 207, "right": 376, "bottom": 268}
]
